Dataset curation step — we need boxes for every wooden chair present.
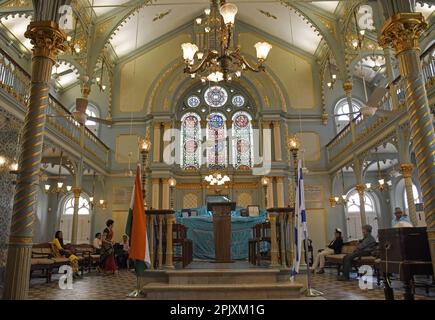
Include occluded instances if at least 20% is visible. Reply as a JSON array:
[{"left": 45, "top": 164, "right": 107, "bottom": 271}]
[
  {"left": 249, "top": 221, "right": 282, "bottom": 266},
  {"left": 154, "top": 222, "right": 193, "bottom": 268}
]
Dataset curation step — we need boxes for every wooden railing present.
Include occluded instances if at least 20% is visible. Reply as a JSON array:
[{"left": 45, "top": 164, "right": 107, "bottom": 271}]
[
  {"left": 326, "top": 44, "right": 434, "bottom": 164},
  {"left": 0, "top": 48, "right": 109, "bottom": 168}
]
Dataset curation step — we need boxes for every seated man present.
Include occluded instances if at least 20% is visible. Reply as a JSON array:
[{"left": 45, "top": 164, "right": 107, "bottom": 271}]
[
  {"left": 311, "top": 228, "right": 343, "bottom": 274},
  {"left": 392, "top": 207, "right": 413, "bottom": 227},
  {"left": 93, "top": 232, "right": 102, "bottom": 254},
  {"left": 338, "top": 225, "right": 377, "bottom": 281}
]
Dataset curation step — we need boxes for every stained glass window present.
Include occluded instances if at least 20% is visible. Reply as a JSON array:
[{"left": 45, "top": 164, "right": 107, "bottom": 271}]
[
  {"left": 207, "top": 113, "right": 227, "bottom": 170},
  {"left": 232, "top": 112, "right": 253, "bottom": 169},
  {"left": 232, "top": 95, "right": 245, "bottom": 107},
  {"left": 204, "top": 86, "right": 228, "bottom": 107},
  {"left": 181, "top": 113, "right": 201, "bottom": 169},
  {"left": 187, "top": 95, "right": 200, "bottom": 108}
]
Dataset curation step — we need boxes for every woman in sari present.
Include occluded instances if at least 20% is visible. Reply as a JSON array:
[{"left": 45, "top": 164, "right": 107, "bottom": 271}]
[
  {"left": 98, "top": 219, "right": 117, "bottom": 275},
  {"left": 52, "top": 231, "right": 80, "bottom": 278}
]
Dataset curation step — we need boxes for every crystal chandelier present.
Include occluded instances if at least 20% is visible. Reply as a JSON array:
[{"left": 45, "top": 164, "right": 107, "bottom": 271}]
[
  {"left": 205, "top": 172, "right": 231, "bottom": 186},
  {"left": 181, "top": 0, "right": 272, "bottom": 83}
]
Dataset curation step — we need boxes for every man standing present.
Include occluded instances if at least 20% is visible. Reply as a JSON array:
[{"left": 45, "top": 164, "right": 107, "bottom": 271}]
[
  {"left": 392, "top": 207, "right": 413, "bottom": 227},
  {"left": 338, "top": 225, "right": 377, "bottom": 281}
]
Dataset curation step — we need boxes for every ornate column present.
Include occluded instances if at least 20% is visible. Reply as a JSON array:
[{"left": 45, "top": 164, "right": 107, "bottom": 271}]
[
  {"left": 343, "top": 81, "right": 356, "bottom": 142},
  {"left": 276, "top": 177, "right": 285, "bottom": 207},
  {"left": 164, "top": 214, "right": 175, "bottom": 269},
  {"left": 161, "top": 179, "right": 170, "bottom": 210},
  {"left": 380, "top": 8, "right": 435, "bottom": 274},
  {"left": 71, "top": 187, "right": 81, "bottom": 244},
  {"left": 273, "top": 121, "right": 282, "bottom": 161},
  {"left": 151, "top": 178, "right": 160, "bottom": 209},
  {"left": 269, "top": 212, "right": 279, "bottom": 268},
  {"left": 355, "top": 184, "right": 367, "bottom": 226},
  {"left": 400, "top": 164, "right": 418, "bottom": 225},
  {"left": 3, "top": 17, "right": 66, "bottom": 300},
  {"left": 153, "top": 123, "right": 161, "bottom": 163}
]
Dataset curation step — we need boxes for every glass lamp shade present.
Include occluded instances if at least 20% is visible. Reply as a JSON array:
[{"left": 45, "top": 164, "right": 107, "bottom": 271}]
[
  {"left": 334, "top": 196, "right": 339, "bottom": 202},
  {"left": 351, "top": 38, "right": 359, "bottom": 48},
  {"left": 341, "top": 195, "right": 346, "bottom": 201},
  {"left": 89, "top": 196, "right": 94, "bottom": 203},
  {"left": 287, "top": 136, "right": 300, "bottom": 151},
  {"left": 169, "top": 178, "right": 177, "bottom": 187},
  {"left": 66, "top": 185, "right": 72, "bottom": 192},
  {"left": 261, "top": 177, "right": 269, "bottom": 186},
  {"left": 10, "top": 163, "right": 18, "bottom": 171},
  {"left": 99, "top": 200, "right": 105, "bottom": 205},
  {"left": 44, "top": 184, "right": 51, "bottom": 191},
  {"left": 181, "top": 43, "right": 199, "bottom": 61},
  {"left": 366, "top": 183, "right": 371, "bottom": 189},
  {"left": 57, "top": 182, "right": 64, "bottom": 189},
  {"left": 140, "top": 138, "right": 151, "bottom": 152},
  {"left": 197, "top": 52, "right": 204, "bottom": 60},
  {"left": 255, "top": 42, "right": 272, "bottom": 60},
  {"left": 378, "top": 179, "right": 385, "bottom": 185},
  {"left": 220, "top": 3, "right": 238, "bottom": 25},
  {"left": 0, "top": 156, "right": 6, "bottom": 166}
]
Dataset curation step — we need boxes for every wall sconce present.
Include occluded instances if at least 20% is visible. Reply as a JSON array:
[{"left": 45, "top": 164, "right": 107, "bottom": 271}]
[
  {"left": 261, "top": 177, "right": 269, "bottom": 209},
  {"left": 99, "top": 199, "right": 108, "bottom": 209},
  {"left": 169, "top": 177, "right": 177, "bottom": 210}
]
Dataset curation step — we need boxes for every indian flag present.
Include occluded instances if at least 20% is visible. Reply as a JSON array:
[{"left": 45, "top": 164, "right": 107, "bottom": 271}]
[{"left": 125, "top": 164, "right": 151, "bottom": 275}]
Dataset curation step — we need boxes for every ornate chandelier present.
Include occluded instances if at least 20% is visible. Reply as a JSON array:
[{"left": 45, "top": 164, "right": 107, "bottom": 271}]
[
  {"left": 181, "top": 0, "right": 272, "bottom": 83},
  {"left": 205, "top": 172, "right": 231, "bottom": 186}
]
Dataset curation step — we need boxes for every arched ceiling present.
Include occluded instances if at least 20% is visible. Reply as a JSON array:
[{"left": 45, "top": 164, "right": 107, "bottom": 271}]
[{"left": 107, "top": 0, "right": 329, "bottom": 59}]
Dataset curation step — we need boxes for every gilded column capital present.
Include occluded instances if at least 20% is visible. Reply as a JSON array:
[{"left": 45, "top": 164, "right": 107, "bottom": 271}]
[
  {"left": 400, "top": 163, "right": 413, "bottom": 178},
  {"left": 355, "top": 184, "right": 365, "bottom": 195},
  {"left": 379, "top": 13, "right": 427, "bottom": 55},
  {"left": 72, "top": 187, "right": 81, "bottom": 198},
  {"left": 24, "top": 21, "right": 66, "bottom": 60}
]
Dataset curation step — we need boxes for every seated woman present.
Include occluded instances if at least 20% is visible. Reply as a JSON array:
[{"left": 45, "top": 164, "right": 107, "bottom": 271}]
[
  {"left": 52, "top": 231, "right": 80, "bottom": 278},
  {"left": 311, "top": 228, "right": 343, "bottom": 274},
  {"left": 98, "top": 219, "right": 117, "bottom": 275}
]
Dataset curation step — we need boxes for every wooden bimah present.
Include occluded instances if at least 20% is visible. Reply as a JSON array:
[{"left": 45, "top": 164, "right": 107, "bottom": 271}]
[
  {"left": 378, "top": 227, "right": 433, "bottom": 300},
  {"left": 208, "top": 202, "right": 236, "bottom": 263}
]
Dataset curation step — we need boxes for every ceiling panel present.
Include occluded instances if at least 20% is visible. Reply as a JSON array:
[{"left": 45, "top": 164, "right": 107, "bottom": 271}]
[
  {"left": 0, "top": 14, "right": 32, "bottom": 50},
  {"left": 311, "top": 1, "right": 339, "bottom": 13}
]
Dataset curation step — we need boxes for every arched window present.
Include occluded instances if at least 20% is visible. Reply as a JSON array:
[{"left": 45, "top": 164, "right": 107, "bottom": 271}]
[
  {"left": 404, "top": 183, "right": 422, "bottom": 210},
  {"left": 181, "top": 112, "right": 202, "bottom": 169},
  {"left": 59, "top": 193, "right": 91, "bottom": 243},
  {"left": 207, "top": 113, "right": 227, "bottom": 170},
  {"left": 232, "top": 111, "right": 253, "bottom": 169},
  {"left": 85, "top": 104, "right": 100, "bottom": 135},
  {"left": 334, "top": 98, "right": 362, "bottom": 133},
  {"left": 345, "top": 189, "right": 379, "bottom": 240}
]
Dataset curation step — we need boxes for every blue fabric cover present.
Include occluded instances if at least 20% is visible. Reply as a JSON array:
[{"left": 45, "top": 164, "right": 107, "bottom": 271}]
[{"left": 176, "top": 206, "right": 266, "bottom": 260}]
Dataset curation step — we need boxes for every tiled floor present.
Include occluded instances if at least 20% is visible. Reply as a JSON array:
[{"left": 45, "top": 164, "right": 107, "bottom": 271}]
[{"left": 3, "top": 262, "right": 434, "bottom": 300}]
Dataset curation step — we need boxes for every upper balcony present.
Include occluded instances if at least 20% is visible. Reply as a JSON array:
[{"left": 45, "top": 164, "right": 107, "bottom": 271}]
[
  {"left": 326, "top": 44, "right": 435, "bottom": 172},
  {"left": 0, "top": 48, "right": 109, "bottom": 172}
]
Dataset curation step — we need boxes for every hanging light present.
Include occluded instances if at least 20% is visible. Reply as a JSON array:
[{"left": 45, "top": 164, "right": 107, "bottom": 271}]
[
  {"left": 181, "top": 43, "right": 199, "bottom": 62},
  {"left": 220, "top": 2, "right": 238, "bottom": 25},
  {"left": 44, "top": 184, "right": 51, "bottom": 191},
  {"left": 66, "top": 185, "right": 72, "bottom": 192},
  {"left": 255, "top": 42, "right": 272, "bottom": 61}
]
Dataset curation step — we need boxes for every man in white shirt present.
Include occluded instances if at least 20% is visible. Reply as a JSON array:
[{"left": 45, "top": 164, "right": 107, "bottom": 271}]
[{"left": 93, "top": 232, "right": 102, "bottom": 253}]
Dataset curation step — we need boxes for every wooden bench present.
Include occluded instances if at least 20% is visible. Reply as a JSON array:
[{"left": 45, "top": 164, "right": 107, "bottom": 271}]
[{"left": 324, "top": 241, "right": 381, "bottom": 284}]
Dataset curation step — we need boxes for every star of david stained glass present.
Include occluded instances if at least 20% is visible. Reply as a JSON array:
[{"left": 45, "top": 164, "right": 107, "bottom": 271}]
[
  {"left": 232, "top": 95, "right": 245, "bottom": 107},
  {"left": 204, "top": 86, "right": 228, "bottom": 107}
]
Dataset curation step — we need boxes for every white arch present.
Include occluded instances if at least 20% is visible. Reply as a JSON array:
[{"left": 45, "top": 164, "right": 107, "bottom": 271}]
[{"left": 333, "top": 98, "right": 363, "bottom": 134}]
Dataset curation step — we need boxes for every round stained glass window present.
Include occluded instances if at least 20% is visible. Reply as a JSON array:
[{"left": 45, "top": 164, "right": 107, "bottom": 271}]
[
  {"left": 184, "top": 139, "right": 198, "bottom": 153},
  {"left": 209, "top": 114, "right": 224, "bottom": 129},
  {"left": 187, "top": 96, "right": 200, "bottom": 108},
  {"left": 184, "top": 115, "right": 198, "bottom": 128},
  {"left": 234, "top": 114, "right": 249, "bottom": 128},
  {"left": 232, "top": 95, "right": 245, "bottom": 107},
  {"left": 204, "top": 86, "right": 228, "bottom": 108}
]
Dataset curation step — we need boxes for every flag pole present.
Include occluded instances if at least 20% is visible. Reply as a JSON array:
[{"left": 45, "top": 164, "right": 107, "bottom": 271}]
[
  {"left": 304, "top": 230, "right": 323, "bottom": 297},
  {"left": 127, "top": 275, "right": 144, "bottom": 298}
]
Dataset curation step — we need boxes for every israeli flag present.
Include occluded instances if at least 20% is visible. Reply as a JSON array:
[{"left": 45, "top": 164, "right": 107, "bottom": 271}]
[{"left": 291, "top": 159, "right": 307, "bottom": 279}]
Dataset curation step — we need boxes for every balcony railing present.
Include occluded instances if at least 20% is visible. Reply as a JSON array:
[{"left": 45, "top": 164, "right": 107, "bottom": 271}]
[
  {"left": 0, "top": 48, "right": 109, "bottom": 168},
  {"left": 326, "top": 44, "right": 434, "bottom": 165}
]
